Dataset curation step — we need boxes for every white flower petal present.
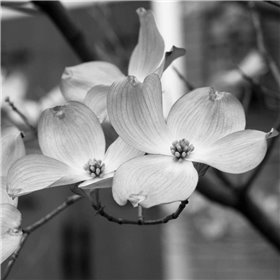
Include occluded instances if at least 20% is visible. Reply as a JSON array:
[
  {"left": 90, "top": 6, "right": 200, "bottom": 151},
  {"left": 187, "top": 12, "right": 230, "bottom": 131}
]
[
  {"left": 128, "top": 8, "right": 165, "bottom": 82},
  {"left": 162, "top": 46, "right": 186, "bottom": 72},
  {"left": 84, "top": 85, "right": 109, "bottom": 123},
  {"left": 38, "top": 101, "right": 105, "bottom": 170},
  {"left": 112, "top": 155, "right": 198, "bottom": 208},
  {"left": 0, "top": 204, "right": 22, "bottom": 263},
  {"left": 153, "top": 46, "right": 186, "bottom": 78},
  {"left": 1, "top": 232, "right": 22, "bottom": 264},
  {"left": 84, "top": 85, "right": 119, "bottom": 145},
  {"left": 167, "top": 87, "right": 246, "bottom": 146},
  {"left": 108, "top": 74, "right": 171, "bottom": 155},
  {"left": 190, "top": 129, "right": 276, "bottom": 173},
  {"left": 60, "top": 61, "right": 124, "bottom": 101},
  {"left": 0, "top": 204, "right": 21, "bottom": 235},
  {"left": 1, "top": 126, "right": 25, "bottom": 177},
  {"left": 103, "top": 137, "right": 144, "bottom": 173},
  {"left": 1, "top": 178, "right": 17, "bottom": 206},
  {"left": 78, "top": 173, "right": 113, "bottom": 190},
  {"left": 7, "top": 155, "right": 89, "bottom": 197}
]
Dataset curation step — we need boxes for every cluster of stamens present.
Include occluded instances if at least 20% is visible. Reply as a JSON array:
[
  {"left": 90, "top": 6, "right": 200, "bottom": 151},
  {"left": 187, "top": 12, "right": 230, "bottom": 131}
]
[
  {"left": 84, "top": 159, "right": 105, "bottom": 178},
  {"left": 170, "top": 139, "right": 194, "bottom": 161}
]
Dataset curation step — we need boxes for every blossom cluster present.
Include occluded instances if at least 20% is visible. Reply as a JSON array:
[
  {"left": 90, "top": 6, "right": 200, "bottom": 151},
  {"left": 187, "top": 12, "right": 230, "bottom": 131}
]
[{"left": 1, "top": 8, "right": 277, "bottom": 263}]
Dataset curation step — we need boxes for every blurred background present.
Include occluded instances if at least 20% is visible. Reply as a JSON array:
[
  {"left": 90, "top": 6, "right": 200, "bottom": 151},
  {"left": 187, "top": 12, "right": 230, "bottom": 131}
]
[{"left": 1, "top": 1, "right": 280, "bottom": 279}]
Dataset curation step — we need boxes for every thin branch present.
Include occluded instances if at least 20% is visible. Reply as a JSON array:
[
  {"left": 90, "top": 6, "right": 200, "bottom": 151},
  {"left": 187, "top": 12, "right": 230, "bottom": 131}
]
[
  {"left": 212, "top": 169, "right": 236, "bottom": 189},
  {"left": 2, "top": 195, "right": 82, "bottom": 280},
  {"left": 2, "top": 233, "right": 29, "bottom": 280},
  {"left": 172, "top": 66, "right": 195, "bottom": 91},
  {"left": 236, "top": 191, "right": 280, "bottom": 251},
  {"left": 265, "top": 1, "right": 280, "bottom": 9},
  {"left": 237, "top": 67, "right": 280, "bottom": 100},
  {"left": 23, "top": 194, "right": 82, "bottom": 233},
  {"left": 32, "top": 1, "right": 97, "bottom": 62},
  {"left": 197, "top": 177, "right": 280, "bottom": 252},
  {"left": 90, "top": 196, "right": 189, "bottom": 225},
  {"left": 197, "top": 177, "right": 239, "bottom": 208},
  {"left": 249, "top": 1, "right": 280, "bottom": 89},
  {"left": 5, "top": 97, "right": 36, "bottom": 133}
]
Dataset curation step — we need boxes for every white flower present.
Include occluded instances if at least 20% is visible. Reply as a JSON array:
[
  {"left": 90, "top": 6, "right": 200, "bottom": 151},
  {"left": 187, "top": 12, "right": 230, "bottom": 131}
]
[
  {"left": 1, "top": 126, "right": 25, "bottom": 263},
  {"left": 107, "top": 73, "right": 278, "bottom": 208},
  {"left": 60, "top": 8, "right": 184, "bottom": 124},
  {"left": 7, "top": 101, "right": 142, "bottom": 197}
]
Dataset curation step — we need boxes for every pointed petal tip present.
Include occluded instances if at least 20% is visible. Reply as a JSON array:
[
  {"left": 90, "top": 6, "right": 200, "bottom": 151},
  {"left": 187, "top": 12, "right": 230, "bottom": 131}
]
[
  {"left": 136, "top": 7, "right": 147, "bottom": 16},
  {"left": 128, "top": 193, "right": 147, "bottom": 207},
  {"left": 167, "top": 46, "right": 186, "bottom": 59},
  {"left": 127, "top": 75, "right": 139, "bottom": 86},
  {"left": 61, "top": 67, "right": 72, "bottom": 80},
  {"left": 266, "top": 128, "right": 279, "bottom": 139},
  {"left": 7, "top": 185, "right": 23, "bottom": 198},
  {"left": 171, "top": 45, "right": 186, "bottom": 55},
  {"left": 128, "top": 8, "right": 164, "bottom": 80},
  {"left": 163, "top": 46, "right": 186, "bottom": 72},
  {"left": 208, "top": 87, "right": 226, "bottom": 101}
]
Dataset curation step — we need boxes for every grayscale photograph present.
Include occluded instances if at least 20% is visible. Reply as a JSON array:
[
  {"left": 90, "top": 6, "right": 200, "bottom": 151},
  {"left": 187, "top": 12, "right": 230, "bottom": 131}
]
[{"left": 1, "top": 1, "right": 279, "bottom": 279}]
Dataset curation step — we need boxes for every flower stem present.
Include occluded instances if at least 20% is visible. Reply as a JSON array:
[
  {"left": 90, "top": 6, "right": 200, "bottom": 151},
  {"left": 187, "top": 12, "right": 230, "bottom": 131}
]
[
  {"left": 5, "top": 97, "right": 36, "bottom": 133},
  {"left": 90, "top": 193, "right": 188, "bottom": 226},
  {"left": 2, "top": 194, "right": 82, "bottom": 280},
  {"left": 138, "top": 205, "right": 143, "bottom": 224},
  {"left": 23, "top": 195, "right": 82, "bottom": 233},
  {"left": 2, "top": 233, "right": 29, "bottom": 280}
]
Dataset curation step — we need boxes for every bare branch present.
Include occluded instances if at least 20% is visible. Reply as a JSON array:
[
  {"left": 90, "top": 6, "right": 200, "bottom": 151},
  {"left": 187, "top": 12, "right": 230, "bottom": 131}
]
[
  {"left": 90, "top": 192, "right": 189, "bottom": 225},
  {"left": 265, "top": 1, "right": 280, "bottom": 9},
  {"left": 237, "top": 67, "right": 280, "bottom": 100},
  {"left": 23, "top": 195, "right": 82, "bottom": 233},
  {"left": 2, "top": 195, "right": 82, "bottom": 280},
  {"left": 5, "top": 97, "right": 37, "bottom": 133},
  {"left": 197, "top": 177, "right": 239, "bottom": 208},
  {"left": 197, "top": 177, "right": 280, "bottom": 252},
  {"left": 249, "top": 2, "right": 280, "bottom": 89},
  {"left": 172, "top": 66, "right": 195, "bottom": 91},
  {"left": 2, "top": 233, "right": 29, "bottom": 280},
  {"left": 32, "top": 1, "right": 97, "bottom": 62},
  {"left": 236, "top": 191, "right": 280, "bottom": 251},
  {"left": 212, "top": 169, "right": 236, "bottom": 189}
]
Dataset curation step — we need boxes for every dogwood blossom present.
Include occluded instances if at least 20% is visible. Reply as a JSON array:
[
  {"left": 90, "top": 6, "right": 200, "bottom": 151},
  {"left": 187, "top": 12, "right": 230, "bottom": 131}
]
[
  {"left": 1, "top": 126, "right": 25, "bottom": 263},
  {"left": 60, "top": 8, "right": 185, "bottom": 124},
  {"left": 7, "top": 101, "right": 142, "bottom": 197},
  {"left": 107, "top": 73, "right": 278, "bottom": 208}
]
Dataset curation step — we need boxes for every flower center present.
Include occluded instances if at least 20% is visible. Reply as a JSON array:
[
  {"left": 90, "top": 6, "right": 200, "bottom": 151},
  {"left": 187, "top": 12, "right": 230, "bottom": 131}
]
[
  {"left": 170, "top": 139, "right": 194, "bottom": 160},
  {"left": 84, "top": 159, "right": 105, "bottom": 178}
]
